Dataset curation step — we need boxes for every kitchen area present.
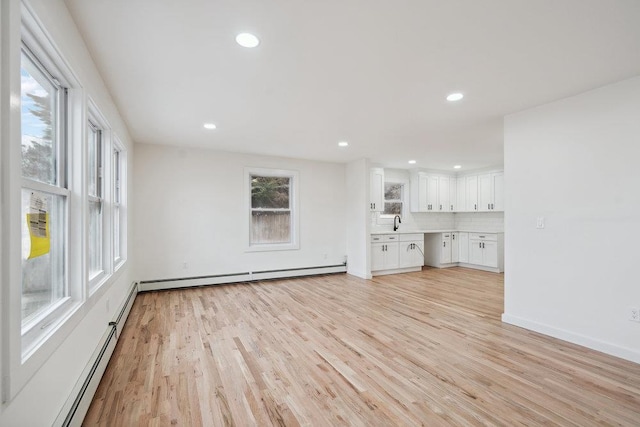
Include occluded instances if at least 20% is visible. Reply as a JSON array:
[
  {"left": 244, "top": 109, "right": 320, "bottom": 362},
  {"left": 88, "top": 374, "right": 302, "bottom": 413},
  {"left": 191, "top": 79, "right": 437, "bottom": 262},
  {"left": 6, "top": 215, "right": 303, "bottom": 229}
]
[{"left": 369, "top": 167, "right": 504, "bottom": 276}]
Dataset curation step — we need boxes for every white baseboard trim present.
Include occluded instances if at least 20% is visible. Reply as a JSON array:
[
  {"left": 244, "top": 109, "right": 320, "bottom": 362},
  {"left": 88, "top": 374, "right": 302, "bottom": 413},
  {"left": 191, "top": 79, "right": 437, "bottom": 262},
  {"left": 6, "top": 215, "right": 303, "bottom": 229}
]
[
  {"left": 139, "top": 264, "right": 347, "bottom": 292},
  {"left": 501, "top": 313, "right": 640, "bottom": 364},
  {"left": 372, "top": 266, "right": 421, "bottom": 276}
]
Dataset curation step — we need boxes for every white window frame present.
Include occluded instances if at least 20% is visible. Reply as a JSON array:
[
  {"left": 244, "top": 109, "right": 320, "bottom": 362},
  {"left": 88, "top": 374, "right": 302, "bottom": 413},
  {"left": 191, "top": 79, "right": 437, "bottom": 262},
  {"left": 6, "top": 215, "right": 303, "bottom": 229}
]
[
  {"left": 86, "top": 100, "right": 111, "bottom": 293},
  {"left": 3, "top": 4, "right": 85, "bottom": 401},
  {"left": 112, "top": 136, "right": 126, "bottom": 270},
  {"left": 245, "top": 167, "right": 300, "bottom": 252}
]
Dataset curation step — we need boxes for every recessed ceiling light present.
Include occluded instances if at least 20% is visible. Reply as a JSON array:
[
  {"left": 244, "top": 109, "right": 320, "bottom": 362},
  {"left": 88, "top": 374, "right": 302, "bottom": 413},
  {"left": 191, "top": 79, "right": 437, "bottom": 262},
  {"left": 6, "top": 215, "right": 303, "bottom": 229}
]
[
  {"left": 446, "top": 92, "right": 464, "bottom": 102},
  {"left": 203, "top": 123, "right": 217, "bottom": 130},
  {"left": 338, "top": 141, "right": 349, "bottom": 147},
  {"left": 453, "top": 165, "right": 462, "bottom": 169},
  {"left": 236, "top": 33, "right": 260, "bottom": 48},
  {"left": 408, "top": 160, "right": 416, "bottom": 164}
]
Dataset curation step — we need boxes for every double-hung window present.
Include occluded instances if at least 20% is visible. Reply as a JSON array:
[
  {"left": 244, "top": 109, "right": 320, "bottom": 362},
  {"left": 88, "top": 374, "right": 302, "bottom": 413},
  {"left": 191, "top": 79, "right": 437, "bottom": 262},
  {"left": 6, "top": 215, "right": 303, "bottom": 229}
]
[
  {"left": 382, "top": 182, "right": 404, "bottom": 217},
  {"left": 20, "top": 44, "right": 70, "bottom": 355},
  {"left": 112, "top": 142, "right": 125, "bottom": 267},
  {"left": 87, "top": 117, "right": 105, "bottom": 288},
  {"left": 246, "top": 168, "right": 299, "bottom": 251}
]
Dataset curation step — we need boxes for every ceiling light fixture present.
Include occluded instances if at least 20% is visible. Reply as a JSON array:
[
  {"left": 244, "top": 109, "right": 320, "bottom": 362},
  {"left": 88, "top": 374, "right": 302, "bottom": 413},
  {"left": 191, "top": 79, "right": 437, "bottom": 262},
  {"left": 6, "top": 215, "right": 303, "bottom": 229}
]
[
  {"left": 338, "top": 141, "right": 349, "bottom": 147},
  {"left": 203, "top": 123, "right": 217, "bottom": 130},
  {"left": 408, "top": 160, "right": 417, "bottom": 164},
  {"left": 236, "top": 33, "right": 260, "bottom": 48},
  {"left": 446, "top": 92, "right": 464, "bottom": 102},
  {"left": 453, "top": 165, "right": 462, "bottom": 169}
]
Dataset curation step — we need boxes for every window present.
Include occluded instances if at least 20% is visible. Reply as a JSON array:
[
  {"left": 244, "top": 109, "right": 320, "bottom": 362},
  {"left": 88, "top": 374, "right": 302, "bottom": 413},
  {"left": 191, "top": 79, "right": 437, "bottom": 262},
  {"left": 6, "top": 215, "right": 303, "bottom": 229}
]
[
  {"left": 382, "top": 182, "right": 403, "bottom": 217},
  {"left": 112, "top": 141, "right": 125, "bottom": 267},
  {"left": 20, "top": 44, "right": 71, "bottom": 353},
  {"left": 87, "top": 119, "right": 105, "bottom": 286},
  {"left": 246, "top": 168, "right": 299, "bottom": 251}
]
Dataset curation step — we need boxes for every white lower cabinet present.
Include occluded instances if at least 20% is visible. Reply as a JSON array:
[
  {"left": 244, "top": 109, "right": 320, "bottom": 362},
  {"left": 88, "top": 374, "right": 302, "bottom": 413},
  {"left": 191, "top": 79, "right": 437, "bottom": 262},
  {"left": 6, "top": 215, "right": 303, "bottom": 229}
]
[
  {"left": 458, "top": 232, "right": 469, "bottom": 263},
  {"left": 372, "top": 234, "right": 423, "bottom": 274},
  {"left": 467, "top": 233, "right": 503, "bottom": 270},
  {"left": 371, "top": 234, "right": 399, "bottom": 271}
]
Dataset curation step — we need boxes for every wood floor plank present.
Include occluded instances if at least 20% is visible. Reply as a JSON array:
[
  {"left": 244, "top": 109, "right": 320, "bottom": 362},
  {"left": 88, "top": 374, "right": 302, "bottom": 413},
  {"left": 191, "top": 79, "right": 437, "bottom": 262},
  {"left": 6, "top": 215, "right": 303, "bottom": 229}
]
[{"left": 84, "top": 267, "right": 640, "bottom": 426}]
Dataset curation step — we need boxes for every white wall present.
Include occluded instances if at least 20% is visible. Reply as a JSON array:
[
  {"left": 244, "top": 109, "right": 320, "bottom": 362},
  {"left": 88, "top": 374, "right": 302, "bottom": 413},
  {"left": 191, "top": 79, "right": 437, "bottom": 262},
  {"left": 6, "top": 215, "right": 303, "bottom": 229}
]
[
  {"left": 0, "top": 0, "right": 135, "bottom": 425},
  {"left": 503, "top": 76, "right": 640, "bottom": 363},
  {"left": 345, "top": 159, "right": 370, "bottom": 278},
  {"left": 133, "top": 144, "right": 346, "bottom": 281}
]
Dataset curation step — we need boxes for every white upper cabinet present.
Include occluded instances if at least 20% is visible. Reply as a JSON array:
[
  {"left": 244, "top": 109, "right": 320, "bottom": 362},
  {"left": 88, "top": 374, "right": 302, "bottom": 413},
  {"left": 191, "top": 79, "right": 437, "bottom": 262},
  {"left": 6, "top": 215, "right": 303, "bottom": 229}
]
[
  {"left": 370, "top": 168, "right": 384, "bottom": 212},
  {"left": 438, "top": 177, "right": 451, "bottom": 212},
  {"left": 466, "top": 175, "right": 479, "bottom": 212},
  {"left": 410, "top": 169, "right": 503, "bottom": 213},
  {"left": 456, "top": 177, "right": 466, "bottom": 212},
  {"left": 478, "top": 172, "right": 503, "bottom": 212}
]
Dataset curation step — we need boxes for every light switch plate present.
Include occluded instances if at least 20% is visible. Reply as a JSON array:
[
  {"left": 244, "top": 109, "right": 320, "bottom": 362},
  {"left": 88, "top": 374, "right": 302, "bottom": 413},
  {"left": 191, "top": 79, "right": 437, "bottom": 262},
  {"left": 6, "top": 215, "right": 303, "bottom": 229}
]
[{"left": 536, "top": 217, "right": 545, "bottom": 229}]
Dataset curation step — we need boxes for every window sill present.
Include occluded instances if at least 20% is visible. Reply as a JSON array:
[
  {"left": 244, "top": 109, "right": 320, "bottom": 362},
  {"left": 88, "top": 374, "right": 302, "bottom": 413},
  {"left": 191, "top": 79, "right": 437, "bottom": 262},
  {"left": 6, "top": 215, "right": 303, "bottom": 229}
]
[{"left": 246, "top": 242, "right": 300, "bottom": 252}]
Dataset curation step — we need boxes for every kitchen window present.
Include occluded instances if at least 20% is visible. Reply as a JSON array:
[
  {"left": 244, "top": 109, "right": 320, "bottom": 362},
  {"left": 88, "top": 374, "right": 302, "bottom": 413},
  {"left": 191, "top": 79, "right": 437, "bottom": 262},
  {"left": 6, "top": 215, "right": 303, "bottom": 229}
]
[
  {"left": 382, "top": 182, "right": 404, "bottom": 217},
  {"left": 246, "top": 168, "right": 299, "bottom": 251}
]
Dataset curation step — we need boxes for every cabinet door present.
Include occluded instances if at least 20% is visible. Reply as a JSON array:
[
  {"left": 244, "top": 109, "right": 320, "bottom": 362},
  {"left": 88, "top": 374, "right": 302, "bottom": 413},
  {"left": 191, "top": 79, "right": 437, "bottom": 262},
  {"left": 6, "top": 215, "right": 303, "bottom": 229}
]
[
  {"left": 456, "top": 177, "right": 466, "bottom": 212},
  {"left": 458, "top": 232, "right": 469, "bottom": 263},
  {"left": 449, "top": 178, "right": 457, "bottom": 212},
  {"left": 482, "top": 241, "right": 498, "bottom": 267},
  {"left": 469, "top": 240, "right": 484, "bottom": 265},
  {"left": 478, "top": 173, "right": 492, "bottom": 212},
  {"left": 492, "top": 172, "right": 504, "bottom": 211},
  {"left": 426, "top": 175, "right": 439, "bottom": 211},
  {"left": 371, "top": 242, "right": 386, "bottom": 271},
  {"left": 466, "top": 175, "right": 478, "bottom": 211},
  {"left": 370, "top": 168, "right": 384, "bottom": 212},
  {"left": 399, "top": 241, "right": 424, "bottom": 268},
  {"left": 438, "top": 177, "right": 450, "bottom": 211},
  {"left": 441, "top": 234, "right": 452, "bottom": 264},
  {"left": 385, "top": 242, "right": 400, "bottom": 270},
  {"left": 451, "top": 233, "right": 459, "bottom": 263},
  {"left": 411, "top": 172, "right": 429, "bottom": 212}
]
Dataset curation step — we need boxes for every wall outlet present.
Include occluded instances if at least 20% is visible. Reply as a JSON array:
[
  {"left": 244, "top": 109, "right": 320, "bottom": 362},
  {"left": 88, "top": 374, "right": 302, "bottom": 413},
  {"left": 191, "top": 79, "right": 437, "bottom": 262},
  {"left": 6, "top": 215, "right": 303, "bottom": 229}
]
[
  {"left": 630, "top": 307, "right": 640, "bottom": 322},
  {"left": 182, "top": 262, "right": 188, "bottom": 269}
]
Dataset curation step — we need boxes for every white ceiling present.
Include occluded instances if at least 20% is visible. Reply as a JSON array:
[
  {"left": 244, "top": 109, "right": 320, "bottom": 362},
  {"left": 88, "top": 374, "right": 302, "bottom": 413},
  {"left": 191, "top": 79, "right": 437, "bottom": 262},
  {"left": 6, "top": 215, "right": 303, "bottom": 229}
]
[{"left": 64, "top": 0, "right": 640, "bottom": 171}]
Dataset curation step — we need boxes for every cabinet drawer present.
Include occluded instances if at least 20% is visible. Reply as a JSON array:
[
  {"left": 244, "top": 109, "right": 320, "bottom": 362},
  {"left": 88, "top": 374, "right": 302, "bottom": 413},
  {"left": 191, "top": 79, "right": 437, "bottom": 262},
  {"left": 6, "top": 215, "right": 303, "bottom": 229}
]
[
  {"left": 399, "top": 233, "right": 423, "bottom": 242},
  {"left": 371, "top": 234, "right": 402, "bottom": 242},
  {"left": 469, "top": 233, "right": 497, "bottom": 241}
]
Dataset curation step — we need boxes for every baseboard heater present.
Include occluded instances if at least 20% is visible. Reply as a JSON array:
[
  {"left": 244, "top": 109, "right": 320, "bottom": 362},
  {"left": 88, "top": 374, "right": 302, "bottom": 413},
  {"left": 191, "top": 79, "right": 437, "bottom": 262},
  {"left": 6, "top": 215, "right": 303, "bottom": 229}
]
[
  {"left": 53, "top": 281, "right": 138, "bottom": 427},
  {"left": 139, "top": 263, "right": 347, "bottom": 292}
]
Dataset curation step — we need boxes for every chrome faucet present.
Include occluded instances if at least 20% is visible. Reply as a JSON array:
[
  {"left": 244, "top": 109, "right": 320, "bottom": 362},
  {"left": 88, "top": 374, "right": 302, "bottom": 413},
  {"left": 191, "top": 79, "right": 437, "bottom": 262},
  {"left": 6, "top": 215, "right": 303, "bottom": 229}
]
[{"left": 393, "top": 215, "right": 401, "bottom": 231}]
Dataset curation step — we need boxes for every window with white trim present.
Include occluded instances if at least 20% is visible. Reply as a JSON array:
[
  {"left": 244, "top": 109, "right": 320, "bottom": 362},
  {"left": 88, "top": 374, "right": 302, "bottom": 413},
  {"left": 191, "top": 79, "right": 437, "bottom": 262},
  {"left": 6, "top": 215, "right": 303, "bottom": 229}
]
[
  {"left": 87, "top": 119, "right": 104, "bottom": 286},
  {"left": 112, "top": 142, "right": 125, "bottom": 267},
  {"left": 382, "top": 182, "right": 404, "bottom": 217},
  {"left": 20, "top": 43, "right": 72, "bottom": 355},
  {"left": 246, "top": 168, "right": 299, "bottom": 251}
]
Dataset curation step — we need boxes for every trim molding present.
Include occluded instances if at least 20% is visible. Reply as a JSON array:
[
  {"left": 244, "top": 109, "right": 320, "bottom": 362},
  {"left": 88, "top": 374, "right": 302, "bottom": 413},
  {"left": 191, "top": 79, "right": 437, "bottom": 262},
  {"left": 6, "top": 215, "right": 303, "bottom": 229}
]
[{"left": 501, "top": 313, "right": 640, "bottom": 364}]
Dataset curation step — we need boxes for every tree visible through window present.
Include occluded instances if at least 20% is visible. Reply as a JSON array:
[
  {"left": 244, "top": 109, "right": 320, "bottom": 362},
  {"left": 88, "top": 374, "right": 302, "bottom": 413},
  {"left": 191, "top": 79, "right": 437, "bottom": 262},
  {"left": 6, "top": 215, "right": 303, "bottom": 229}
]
[
  {"left": 250, "top": 175, "right": 291, "bottom": 244},
  {"left": 383, "top": 183, "right": 403, "bottom": 216}
]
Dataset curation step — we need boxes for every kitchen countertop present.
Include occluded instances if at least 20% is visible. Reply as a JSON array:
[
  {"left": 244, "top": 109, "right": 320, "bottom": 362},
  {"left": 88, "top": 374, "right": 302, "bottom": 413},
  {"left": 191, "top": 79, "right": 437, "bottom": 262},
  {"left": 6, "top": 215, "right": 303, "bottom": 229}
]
[{"left": 370, "top": 229, "right": 504, "bottom": 235}]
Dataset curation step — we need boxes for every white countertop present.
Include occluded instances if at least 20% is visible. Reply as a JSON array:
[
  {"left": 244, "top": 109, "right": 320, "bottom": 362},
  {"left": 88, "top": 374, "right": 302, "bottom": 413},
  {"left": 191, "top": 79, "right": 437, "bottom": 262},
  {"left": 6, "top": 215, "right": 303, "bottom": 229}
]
[{"left": 370, "top": 229, "right": 504, "bottom": 235}]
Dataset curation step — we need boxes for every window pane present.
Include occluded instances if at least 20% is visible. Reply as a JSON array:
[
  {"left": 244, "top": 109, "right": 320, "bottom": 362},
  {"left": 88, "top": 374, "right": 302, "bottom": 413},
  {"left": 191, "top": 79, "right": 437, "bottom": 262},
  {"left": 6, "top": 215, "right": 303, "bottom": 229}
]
[
  {"left": 21, "top": 189, "right": 66, "bottom": 322},
  {"left": 384, "top": 202, "right": 403, "bottom": 216},
  {"left": 251, "top": 176, "right": 290, "bottom": 209},
  {"left": 113, "top": 150, "right": 120, "bottom": 204},
  {"left": 88, "top": 125, "right": 98, "bottom": 197},
  {"left": 114, "top": 205, "right": 120, "bottom": 261},
  {"left": 251, "top": 211, "right": 291, "bottom": 244},
  {"left": 88, "top": 200, "right": 103, "bottom": 279},
  {"left": 21, "top": 51, "right": 58, "bottom": 185},
  {"left": 384, "top": 183, "right": 402, "bottom": 200}
]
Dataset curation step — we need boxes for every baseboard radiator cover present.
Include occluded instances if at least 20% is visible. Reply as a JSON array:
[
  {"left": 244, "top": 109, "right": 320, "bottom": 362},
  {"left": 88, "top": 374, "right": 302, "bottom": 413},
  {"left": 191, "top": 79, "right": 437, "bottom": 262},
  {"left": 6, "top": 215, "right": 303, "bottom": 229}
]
[
  {"left": 53, "top": 281, "right": 139, "bottom": 427},
  {"left": 139, "top": 263, "right": 347, "bottom": 292}
]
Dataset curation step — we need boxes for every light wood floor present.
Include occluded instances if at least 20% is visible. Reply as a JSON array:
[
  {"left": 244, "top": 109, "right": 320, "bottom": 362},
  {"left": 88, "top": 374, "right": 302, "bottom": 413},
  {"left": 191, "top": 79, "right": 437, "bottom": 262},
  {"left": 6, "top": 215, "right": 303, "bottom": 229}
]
[{"left": 84, "top": 267, "right": 640, "bottom": 426}]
